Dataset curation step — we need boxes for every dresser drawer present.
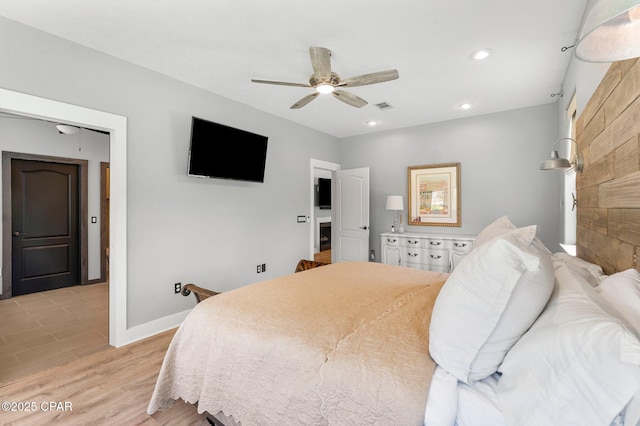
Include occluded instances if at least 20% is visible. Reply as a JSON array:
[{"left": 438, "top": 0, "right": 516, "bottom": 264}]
[
  {"left": 451, "top": 240, "right": 472, "bottom": 252},
  {"left": 402, "top": 248, "right": 425, "bottom": 264},
  {"left": 401, "top": 237, "right": 424, "bottom": 248},
  {"left": 424, "top": 249, "right": 449, "bottom": 267},
  {"left": 424, "top": 239, "right": 446, "bottom": 250},
  {"left": 402, "top": 248, "right": 449, "bottom": 267},
  {"left": 382, "top": 235, "right": 401, "bottom": 247}
]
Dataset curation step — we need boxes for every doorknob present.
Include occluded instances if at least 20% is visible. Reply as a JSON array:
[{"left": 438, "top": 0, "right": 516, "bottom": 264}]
[
  {"left": 359, "top": 226, "right": 368, "bottom": 230},
  {"left": 12, "top": 231, "right": 27, "bottom": 237}
]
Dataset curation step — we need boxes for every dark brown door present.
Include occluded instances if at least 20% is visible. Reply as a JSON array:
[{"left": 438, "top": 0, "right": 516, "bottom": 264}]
[{"left": 11, "top": 159, "right": 80, "bottom": 296}]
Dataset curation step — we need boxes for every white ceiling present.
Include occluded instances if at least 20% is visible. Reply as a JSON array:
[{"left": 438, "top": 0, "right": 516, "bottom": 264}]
[{"left": 0, "top": 0, "right": 588, "bottom": 138}]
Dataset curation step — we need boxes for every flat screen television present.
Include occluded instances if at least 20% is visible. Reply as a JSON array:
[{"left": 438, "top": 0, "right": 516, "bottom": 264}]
[
  {"left": 188, "top": 117, "right": 268, "bottom": 182},
  {"left": 318, "top": 177, "right": 331, "bottom": 209}
]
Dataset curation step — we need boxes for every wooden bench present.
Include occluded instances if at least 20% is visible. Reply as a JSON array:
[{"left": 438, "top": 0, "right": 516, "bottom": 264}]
[{"left": 181, "top": 259, "right": 329, "bottom": 304}]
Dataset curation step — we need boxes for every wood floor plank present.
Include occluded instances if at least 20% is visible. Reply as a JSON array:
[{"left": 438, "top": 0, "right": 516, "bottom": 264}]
[
  {"left": 0, "top": 284, "right": 205, "bottom": 424},
  {"left": 0, "top": 328, "right": 206, "bottom": 425},
  {"left": 0, "top": 282, "right": 110, "bottom": 385}
]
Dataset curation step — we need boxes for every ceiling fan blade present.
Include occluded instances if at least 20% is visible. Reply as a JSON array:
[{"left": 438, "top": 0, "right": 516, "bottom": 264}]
[
  {"left": 339, "top": 69, "right": 399, "bottom": 87},
  {"left": 251, "top": 79, "right": 311, "bottom": 88},
  {"left": 309, "top": 47, "right": 332, "bottom": 81},
  {"left": 332, "top": 90, "right": 367, "bottom": 108},
  {"left": 290, "top": 92, "right": 320, "bottom": 109}
]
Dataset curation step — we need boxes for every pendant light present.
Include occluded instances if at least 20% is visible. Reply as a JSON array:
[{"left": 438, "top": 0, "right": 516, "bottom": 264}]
[{"left": 575, "top": 0, "right": 640, "bottom": 62}]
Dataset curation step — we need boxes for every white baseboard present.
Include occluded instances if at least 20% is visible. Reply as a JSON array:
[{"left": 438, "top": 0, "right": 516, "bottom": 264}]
[{"left": 117, "top": 308, "right": 192, "bottom": 347}]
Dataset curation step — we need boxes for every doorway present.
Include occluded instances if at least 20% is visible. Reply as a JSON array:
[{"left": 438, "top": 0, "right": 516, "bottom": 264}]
[
  {"left": 0, "top": 87, "right": 128, "bottom": 347},
  {"left": 9, "top": 157, "right": 83, "bottom": 296},
  {"left": 309, "top": 159, "right": 340, "bottom": 262}
]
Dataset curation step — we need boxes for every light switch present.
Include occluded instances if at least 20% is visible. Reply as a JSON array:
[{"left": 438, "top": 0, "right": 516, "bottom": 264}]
[{"left": 91, "top": 216, "right": 97, "bottom": 223}]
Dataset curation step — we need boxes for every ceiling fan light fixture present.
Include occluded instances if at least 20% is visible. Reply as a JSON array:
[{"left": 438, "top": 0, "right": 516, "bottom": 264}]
[
  {"left": 316, "top": 84, "right": 335, "bottom": 94},
  {"left": 252, "top": 47, "right": 398, "bottom": 109}
]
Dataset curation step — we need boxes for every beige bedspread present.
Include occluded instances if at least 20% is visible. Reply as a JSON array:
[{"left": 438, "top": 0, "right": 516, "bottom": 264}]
[{"left": 147, "top": 261, "right": 447, "bottom": 425}]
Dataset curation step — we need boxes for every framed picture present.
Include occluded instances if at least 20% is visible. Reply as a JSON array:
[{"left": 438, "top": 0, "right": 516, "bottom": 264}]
[{"left": 407, "top": 162, "right": 461, "bottom": 227}]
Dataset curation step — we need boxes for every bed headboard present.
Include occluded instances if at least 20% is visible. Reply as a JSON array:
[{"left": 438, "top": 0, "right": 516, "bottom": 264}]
[{"left": 576, "top": 58, "right": 640, "bottom": 275}]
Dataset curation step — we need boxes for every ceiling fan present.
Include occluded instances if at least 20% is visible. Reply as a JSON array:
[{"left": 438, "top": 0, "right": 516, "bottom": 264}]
[{"left": 251, "top": 47, "right": 399, "bottom": 109}]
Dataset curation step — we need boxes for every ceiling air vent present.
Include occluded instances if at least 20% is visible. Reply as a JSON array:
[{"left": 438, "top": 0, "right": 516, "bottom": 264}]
[{"left": 375, "top": 102, "right": 393, "bottom": 110}]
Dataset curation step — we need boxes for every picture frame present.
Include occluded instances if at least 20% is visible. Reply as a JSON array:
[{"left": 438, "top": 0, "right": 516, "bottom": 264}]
[{"left": 407, "top": 162, "right": 461, "bottom": 227}]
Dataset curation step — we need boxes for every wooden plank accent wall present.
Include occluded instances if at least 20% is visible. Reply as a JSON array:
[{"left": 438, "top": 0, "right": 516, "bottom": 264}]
[{"left": 576, "top": 58, "right": 640, "bottom": 274}]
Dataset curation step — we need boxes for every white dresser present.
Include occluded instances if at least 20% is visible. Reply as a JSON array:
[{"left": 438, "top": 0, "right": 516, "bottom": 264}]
[{"left": 381, "top": 232, "right": 475, "bottom": 273}]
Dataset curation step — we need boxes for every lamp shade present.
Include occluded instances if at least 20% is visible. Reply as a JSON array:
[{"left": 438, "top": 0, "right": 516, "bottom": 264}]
[
  {"left": 539, "top": 138, "right": 584, "bottom": 172},
  {"left": 386, "top": 195, "right": 404, "bottom": 210},
  {"left": 575, "top": 0, "right": 640, "bottom": 62},
  {"left": 540, "top": 151, "right": 572, "bottom": 170}
]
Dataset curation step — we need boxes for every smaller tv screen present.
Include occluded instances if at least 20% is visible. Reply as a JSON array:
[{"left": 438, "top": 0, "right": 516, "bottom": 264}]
[
  {"left": 318, "top": 178, "right": 331, "bottom": 209},
  {"left": 188, "top": 117, "right": 268, "bottom": 182}
]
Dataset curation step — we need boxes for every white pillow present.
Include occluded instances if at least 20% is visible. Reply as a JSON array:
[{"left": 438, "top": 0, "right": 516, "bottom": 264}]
[
  {"left": 471, "top": 215, "right": 515, "bottom": 250},
  {"left": 497, "top": 263, "right": 640, "bottom": 426},
  {"left": 424, "top": 365, "right": 458, "bottom": 425},
  {"left": 429, "top": 225, "right": 554, "bottom": 384},
  {"left": 551, "top": 252, "right": 605, "bottom": 287},
  {"left": 596, "top": 268, "right": 640, "bottom": 334}
]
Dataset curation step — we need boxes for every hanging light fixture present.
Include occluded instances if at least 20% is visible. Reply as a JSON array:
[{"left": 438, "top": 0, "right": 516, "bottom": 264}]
[
  {"left": 575, "top": 0, "right": 640, "bottom": 62},
  {"left": 56, "top": 124, "right": 79, "bottom": 135},
  {"left": 539, "top": 138, "right": 584, "bottom": 173}
]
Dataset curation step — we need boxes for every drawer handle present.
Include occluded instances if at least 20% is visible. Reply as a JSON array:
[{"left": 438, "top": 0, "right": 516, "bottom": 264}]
[
  {"left": 430, "top": 241, "right": 442, "bottom": 246},
  {"left": 455, "top": 242, "right": 468, "bottom": 247},
  {"left": 408, "top": 253, "right": 419, "bottom": 257},
  {"left": 430, "top": 255, "right": 442, "bottom": 259},
  {"left": 408, "top": 240, "right": 419, "bottom": 245},
  {"left": 387, "top": 239, "right": 397, "bottom": 243}
]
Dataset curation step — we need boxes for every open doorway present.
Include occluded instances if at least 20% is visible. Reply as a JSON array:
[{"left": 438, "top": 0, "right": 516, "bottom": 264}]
[
  {"left": 0, "top": 87, "right": 128, "bottom": 348},
  {"left": 0, "top": 114, "right": 112, "bottom": 383},
  {"left": 309, "top": 159, "right": 340, "bottom": 262}
]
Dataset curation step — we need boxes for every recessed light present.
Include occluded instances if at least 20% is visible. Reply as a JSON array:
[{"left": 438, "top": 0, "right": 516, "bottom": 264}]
[
  {"left": 366, "top": 120, "right": 379, "bottom": 127},
  {"left": 470, "top": 48, "right": 493, "bottom": 60},
  {"left": 458, "top": 102, "right": 474, "bottom": 110}
]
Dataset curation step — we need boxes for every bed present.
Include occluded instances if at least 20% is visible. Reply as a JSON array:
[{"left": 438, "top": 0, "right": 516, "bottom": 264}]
[{"left": 147, "top": 216, "right": 640, "bottom": 425}]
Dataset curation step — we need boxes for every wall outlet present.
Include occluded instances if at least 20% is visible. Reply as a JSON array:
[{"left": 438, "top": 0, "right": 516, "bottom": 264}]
[
  {"left": 174, "top": 282, "right": 181, "bottom": 294},
  {"left": 257, "top": 264, "right": 262, "bottom": 273}
]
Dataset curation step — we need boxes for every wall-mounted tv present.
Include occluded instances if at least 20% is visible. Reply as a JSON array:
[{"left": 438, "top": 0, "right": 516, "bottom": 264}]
[
  {"left": 318, "top": 177, "right": 331, "bottom": 209},
  {"left": 187, "top": 117, "right": 268, "bottom": 183}
]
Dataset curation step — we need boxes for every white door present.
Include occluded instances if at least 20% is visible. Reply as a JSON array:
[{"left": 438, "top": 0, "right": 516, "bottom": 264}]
[{"left": 332, "top": 167, "right": 370, "bottom": 262}]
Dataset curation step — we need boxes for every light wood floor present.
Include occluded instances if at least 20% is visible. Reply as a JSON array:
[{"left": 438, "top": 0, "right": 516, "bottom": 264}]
[
  {"left": 0, "top": 328, "right": 207, "bottom": 425},
  {"left": 0, "top": 282, "right": 110, "bottom": 385},
  {"left": 314, "top": 249, "right": 331, "bottom": 264}
]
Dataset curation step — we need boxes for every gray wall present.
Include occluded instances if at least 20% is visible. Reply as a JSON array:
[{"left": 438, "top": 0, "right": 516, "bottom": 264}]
[
  {"left": 339, "top": 104, "right": 561, "bottom": 257},
  {"left": 0, "top": 17, "right": 339, "bottom": 327}
]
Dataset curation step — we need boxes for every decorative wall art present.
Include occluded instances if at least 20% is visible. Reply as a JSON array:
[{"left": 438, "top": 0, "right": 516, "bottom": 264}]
[{"left": 407, "top": 162, "right": 461, "bottom": 227}]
